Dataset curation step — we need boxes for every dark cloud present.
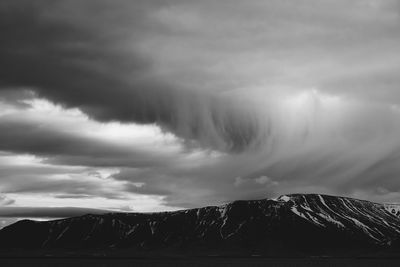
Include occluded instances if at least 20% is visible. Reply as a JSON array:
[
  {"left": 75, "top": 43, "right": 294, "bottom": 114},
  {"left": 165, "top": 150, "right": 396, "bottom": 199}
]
[
  {"left": 0, "top": 119, "right": 173, "bottom": 169},
  {"left": 0, "top": 0, "right": 260, "bottom": 152},
  {"left": 1, "top": 0, "right": 400, "bottom": 211}
]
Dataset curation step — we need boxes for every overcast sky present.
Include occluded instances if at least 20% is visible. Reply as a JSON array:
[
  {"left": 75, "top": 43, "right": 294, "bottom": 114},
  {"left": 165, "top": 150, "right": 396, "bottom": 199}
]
[{"left": 1, "top": 0, "right": 400, "bottom": 227}]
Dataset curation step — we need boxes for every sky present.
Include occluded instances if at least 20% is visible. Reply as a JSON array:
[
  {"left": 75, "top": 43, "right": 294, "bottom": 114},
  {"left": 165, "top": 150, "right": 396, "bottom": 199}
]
[{"left": 1, "top": 0, "right": 400, "bottom": 227}]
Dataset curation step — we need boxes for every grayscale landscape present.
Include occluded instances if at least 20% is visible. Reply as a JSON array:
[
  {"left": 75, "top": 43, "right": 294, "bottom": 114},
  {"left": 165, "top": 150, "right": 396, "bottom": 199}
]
[{"left": 1, "top": 0, "right": 400, "bottom": 266}]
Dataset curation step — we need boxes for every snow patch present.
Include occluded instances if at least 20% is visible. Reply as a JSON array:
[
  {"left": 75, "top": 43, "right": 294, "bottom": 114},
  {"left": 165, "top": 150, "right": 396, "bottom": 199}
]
[
  {"left": 384, "top": 204, "right": 400, "bottom": 217},
  {"left": 278, "top": 195, "right": 291, "bottom": 202},
  {"left": 290, "top": 206, "right": 307, "bottom": 220},
  {"left": 317, "top": 213, "right": 345, "bottom": 228}
]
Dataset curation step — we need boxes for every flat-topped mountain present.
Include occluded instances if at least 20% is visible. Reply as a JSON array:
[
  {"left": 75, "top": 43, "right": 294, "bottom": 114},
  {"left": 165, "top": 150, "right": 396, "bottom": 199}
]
[{"left": 1, "top": 194, "right": 400, "bottom": 256}]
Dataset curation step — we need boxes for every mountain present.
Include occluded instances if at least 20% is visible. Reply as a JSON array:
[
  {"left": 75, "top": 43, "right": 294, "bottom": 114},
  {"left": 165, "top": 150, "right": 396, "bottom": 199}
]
[{"left": 1, "top": 194, "right": 400, "bottom": 257}]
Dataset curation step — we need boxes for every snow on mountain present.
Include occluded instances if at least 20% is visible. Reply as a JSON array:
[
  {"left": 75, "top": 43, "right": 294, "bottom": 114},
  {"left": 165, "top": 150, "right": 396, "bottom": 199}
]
[
  {"left": 384, "top": 203, "right": 400, "bottom": 217},
  {"left": 278, "top": 194, "right": 400, "bottom": 243}
]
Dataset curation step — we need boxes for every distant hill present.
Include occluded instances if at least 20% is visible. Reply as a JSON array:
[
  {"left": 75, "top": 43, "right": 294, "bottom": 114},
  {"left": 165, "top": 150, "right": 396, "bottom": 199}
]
[{"left": 1, "top": 194, "right": 400, "bottom": 257}]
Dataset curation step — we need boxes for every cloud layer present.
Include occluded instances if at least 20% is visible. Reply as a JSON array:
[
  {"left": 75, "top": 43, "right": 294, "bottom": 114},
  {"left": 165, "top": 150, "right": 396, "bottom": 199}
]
[{"left": 1, "top": 0, "right": 400, "bottom": 225}]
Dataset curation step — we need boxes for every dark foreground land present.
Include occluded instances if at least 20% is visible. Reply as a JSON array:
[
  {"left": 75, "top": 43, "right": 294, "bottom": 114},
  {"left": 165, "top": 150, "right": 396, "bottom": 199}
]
[{"left": 1, "top": 257, "right": 400, "bottom": 267}]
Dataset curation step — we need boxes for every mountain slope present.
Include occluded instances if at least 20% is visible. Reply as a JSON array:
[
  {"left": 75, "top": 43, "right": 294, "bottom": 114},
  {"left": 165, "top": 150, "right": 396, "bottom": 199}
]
[{"left": 1, "top": 194, "right": 400, "bottom": 256}]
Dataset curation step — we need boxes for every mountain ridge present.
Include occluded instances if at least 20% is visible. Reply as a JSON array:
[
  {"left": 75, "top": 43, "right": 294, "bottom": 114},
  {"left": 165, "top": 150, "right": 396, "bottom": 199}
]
[{"left": 1, "top": 193, "right": 400, "bottom": 257}]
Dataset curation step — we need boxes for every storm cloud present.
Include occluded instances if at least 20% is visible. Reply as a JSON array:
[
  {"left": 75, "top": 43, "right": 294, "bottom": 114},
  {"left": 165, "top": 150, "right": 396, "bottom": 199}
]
[
  {"left": 0, "top": 0, "right": 260, "bottom": 152},
  {"left": 1, "top": 0, "right": 400, "bottom": 227}
]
